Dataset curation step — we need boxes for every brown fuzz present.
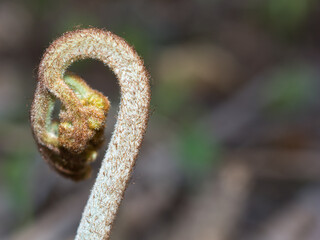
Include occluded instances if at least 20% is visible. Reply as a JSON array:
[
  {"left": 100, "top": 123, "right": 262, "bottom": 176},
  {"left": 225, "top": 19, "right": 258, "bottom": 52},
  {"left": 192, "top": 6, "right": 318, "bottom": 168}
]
[{"left": 31, "top": 72, "right": 110, "bottom": 180}]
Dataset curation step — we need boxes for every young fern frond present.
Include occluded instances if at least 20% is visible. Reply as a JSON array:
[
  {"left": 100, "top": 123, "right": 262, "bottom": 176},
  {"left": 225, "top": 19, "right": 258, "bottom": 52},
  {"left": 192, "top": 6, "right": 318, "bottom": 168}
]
[
  {"left": 32, "top": 71, "right": 110, "bottom": 180},
  {"left": 30, "top": 28, "right": 151, "bottom": 239}
]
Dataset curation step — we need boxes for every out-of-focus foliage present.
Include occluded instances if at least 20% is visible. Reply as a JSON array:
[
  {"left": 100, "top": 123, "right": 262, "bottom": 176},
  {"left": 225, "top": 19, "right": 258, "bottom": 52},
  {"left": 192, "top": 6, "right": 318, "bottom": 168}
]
[
  {"left": 1, "top": 148, "right": 33, "bottom": 217},
  {"left": 0, "top": 124, "right": 35, "bottom": 224},
  {"left": 178, "top": 125, "right": 222, "bottom": 175},
  {"left": 255, "top": 0, "right": 314, "bottom": 37},
  {"left": 263, "top": 64, "right": 317, "bottom": 114}
]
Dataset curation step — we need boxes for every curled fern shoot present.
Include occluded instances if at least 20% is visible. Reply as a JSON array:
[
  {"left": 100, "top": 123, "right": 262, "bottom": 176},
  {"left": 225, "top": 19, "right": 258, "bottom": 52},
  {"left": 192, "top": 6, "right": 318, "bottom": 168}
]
[{"left": 30, "top": 28, "right": 151, "bottom": 239}]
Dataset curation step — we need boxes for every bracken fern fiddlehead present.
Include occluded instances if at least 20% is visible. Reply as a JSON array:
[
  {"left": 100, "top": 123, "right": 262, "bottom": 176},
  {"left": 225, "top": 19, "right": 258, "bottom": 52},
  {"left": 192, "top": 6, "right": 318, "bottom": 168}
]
[{"left": 30, "top": 28, "right": 150, "bottom": 239}]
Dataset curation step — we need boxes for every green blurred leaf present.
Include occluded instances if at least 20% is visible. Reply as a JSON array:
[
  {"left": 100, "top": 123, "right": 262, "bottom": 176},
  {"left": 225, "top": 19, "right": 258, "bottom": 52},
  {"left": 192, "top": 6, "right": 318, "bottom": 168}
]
[
  {"left": 55, "top": 12, "right": 100, "bottom": 36},
  {"left": 263, "top": 64, "right": 317, "bottom": 114},
  {"left": 28, "top": 0, "right": 62, "bottom": 16},
  {"left": 1, "top": 147, "right": 34, "bottom": 219},
  {"left": 116, "top": 25, "right": 153, "bottom": 58},
  {"left": 257, "top": 0, "right": 314, "bottom": 36},
  {"left": 154, "top": 80, "right": 193, "bottom": 117},
  {"left": 178, "top": 126, "right": 222, "bottom": 175}
]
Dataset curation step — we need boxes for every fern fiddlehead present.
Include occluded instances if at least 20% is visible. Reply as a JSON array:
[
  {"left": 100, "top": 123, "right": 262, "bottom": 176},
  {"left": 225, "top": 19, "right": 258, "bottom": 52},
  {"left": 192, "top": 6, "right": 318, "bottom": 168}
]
[{"left": 30, "top": 28, "right": 151, "bottom": 239}]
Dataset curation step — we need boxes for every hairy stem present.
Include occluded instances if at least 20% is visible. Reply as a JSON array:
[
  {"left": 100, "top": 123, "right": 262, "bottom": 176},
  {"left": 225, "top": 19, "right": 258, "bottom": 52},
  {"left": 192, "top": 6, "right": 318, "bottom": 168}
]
[{"left": 31, "top": 28, "right": 150, "bottom": 239}]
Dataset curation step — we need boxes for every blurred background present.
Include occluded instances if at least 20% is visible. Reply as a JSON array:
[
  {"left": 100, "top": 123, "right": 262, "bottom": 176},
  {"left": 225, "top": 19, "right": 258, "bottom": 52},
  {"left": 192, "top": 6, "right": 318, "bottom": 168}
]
[{"left": 1, "top": 0, "right": 320, "bottom": 239}]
